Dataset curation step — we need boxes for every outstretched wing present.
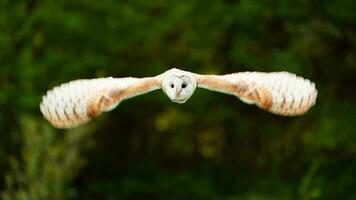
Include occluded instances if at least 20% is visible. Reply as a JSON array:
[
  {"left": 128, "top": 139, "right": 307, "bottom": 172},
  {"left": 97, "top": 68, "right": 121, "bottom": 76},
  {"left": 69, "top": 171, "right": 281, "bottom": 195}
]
[
  {"left": 196, "top": 72, "right": 317, "bottom": 116},
  {"left": 40, "top": 77, "right": 161, "bottom": 128}
]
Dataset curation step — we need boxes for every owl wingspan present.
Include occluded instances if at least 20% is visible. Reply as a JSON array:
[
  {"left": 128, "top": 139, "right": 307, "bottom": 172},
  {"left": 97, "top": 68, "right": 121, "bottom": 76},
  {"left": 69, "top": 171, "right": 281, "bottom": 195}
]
[
  {"left": 40, "top": 77, "right": 161, "bottom": 128},
  {"left": 196, "top": 72, "right": 317, "bottom": 116},
  {"left": 40, "top": 69, "right": 318, "bottom": 129}
]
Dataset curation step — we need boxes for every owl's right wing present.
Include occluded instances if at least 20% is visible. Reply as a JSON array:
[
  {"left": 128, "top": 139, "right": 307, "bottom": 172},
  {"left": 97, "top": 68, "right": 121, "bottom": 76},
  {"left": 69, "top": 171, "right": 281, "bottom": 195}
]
[
  {"left": 40, "top": 76, "right": 161, "bottom": 128},
  {"left": 196, "top": 71, "right": 317, "bottom": 116}
]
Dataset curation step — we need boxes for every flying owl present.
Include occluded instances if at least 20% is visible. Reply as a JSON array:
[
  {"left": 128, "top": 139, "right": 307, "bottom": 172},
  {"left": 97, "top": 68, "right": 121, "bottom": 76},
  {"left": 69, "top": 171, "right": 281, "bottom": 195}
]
[{"left": 40, "top": 68, "right": 317, "bottom": 128}]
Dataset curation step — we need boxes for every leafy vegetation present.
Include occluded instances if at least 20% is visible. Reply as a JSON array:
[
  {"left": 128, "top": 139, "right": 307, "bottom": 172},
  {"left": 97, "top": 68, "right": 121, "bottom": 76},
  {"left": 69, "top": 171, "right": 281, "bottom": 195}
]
[{"left": 1, "top": 0, "right": 356, "bottom": 199}]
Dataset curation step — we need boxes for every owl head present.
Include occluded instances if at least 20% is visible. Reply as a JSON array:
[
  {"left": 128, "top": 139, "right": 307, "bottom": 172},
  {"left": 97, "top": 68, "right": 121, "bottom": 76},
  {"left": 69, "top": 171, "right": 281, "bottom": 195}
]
[{"left": 161, "top": 68, "right": 197, "bottom": 104}]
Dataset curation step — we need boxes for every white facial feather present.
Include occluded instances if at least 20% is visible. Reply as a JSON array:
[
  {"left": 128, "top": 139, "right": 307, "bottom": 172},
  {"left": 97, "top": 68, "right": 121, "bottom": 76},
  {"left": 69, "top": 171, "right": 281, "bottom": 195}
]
[{"left": 161, "top": 68, "right": 197, "bottom": 103}]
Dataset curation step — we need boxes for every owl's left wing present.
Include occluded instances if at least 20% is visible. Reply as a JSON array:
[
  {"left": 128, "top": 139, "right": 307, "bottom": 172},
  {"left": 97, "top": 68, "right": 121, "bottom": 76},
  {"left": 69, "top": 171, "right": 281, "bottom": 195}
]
[
  {"left": 195, "top": 71, "right": 317, "bottom": 116},
  {"left": 40, "top": 76, "right": 161, "bottom": 128}
]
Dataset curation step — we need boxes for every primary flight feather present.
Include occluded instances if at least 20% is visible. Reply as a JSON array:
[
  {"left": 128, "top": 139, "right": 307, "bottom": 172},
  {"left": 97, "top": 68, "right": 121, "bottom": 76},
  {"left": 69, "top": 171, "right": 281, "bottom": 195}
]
[{"left": 40, "top": 68, "right": 317, "bottom": 128}]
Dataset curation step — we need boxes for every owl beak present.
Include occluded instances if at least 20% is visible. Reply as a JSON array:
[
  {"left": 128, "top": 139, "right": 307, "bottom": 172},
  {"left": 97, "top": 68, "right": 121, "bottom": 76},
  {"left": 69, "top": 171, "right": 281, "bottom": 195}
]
[{"left": 175, "top": 88, "right": 182, "bottom": 97}]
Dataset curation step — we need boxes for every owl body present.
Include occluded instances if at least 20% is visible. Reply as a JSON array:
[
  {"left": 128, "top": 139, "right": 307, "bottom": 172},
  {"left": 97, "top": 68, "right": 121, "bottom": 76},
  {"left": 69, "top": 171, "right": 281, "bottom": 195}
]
[{"left": 40, "top": 68, "right": 317, "bottom": 128}]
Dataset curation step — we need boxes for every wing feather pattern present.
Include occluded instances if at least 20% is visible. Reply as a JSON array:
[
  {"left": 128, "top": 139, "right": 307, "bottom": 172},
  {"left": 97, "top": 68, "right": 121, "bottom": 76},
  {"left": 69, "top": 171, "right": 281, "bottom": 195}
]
[
  {"left": 197, "top": 72, "right": 317, "bottom": 116},
  {"left": 40, "top": 77, "right": 160, "bottom": 128}
]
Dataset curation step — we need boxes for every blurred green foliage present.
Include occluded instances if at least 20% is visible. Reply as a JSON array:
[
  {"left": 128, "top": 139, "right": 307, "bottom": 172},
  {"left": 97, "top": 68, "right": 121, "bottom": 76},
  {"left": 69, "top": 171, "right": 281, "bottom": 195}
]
[
  {"left": 2, "top": 116, "right": 94, "bottom": 200},
  {"left": 0, "top": 0, "right": 356, "bottom": 199}
]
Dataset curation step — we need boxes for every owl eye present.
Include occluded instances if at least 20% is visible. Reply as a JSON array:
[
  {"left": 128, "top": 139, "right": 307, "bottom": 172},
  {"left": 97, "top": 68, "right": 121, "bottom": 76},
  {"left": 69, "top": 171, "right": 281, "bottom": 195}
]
[
  {"left": 182, "top": 83, "right": 187, "bottom": 88},
  {"left": 170, "top": 84, "right": 174, "bottom": 88}
]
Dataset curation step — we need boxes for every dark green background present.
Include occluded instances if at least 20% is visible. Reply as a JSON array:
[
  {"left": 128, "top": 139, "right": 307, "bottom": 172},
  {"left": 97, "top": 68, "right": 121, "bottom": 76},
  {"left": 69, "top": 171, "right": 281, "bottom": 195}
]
[{"left": 1, "top": 0, "right": 356, "bottom": 199}]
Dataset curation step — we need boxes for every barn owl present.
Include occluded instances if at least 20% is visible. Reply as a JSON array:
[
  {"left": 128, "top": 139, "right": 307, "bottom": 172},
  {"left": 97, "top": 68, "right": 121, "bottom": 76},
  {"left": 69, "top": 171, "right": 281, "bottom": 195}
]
[{"left": 40, "top": 68, "right": 317, "bottom": 128}]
